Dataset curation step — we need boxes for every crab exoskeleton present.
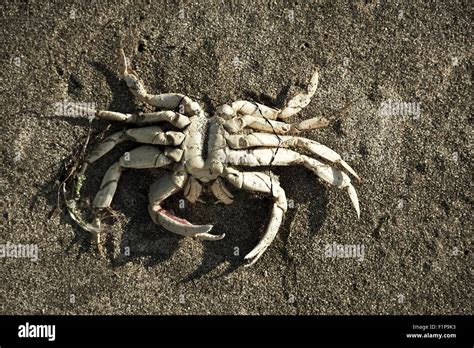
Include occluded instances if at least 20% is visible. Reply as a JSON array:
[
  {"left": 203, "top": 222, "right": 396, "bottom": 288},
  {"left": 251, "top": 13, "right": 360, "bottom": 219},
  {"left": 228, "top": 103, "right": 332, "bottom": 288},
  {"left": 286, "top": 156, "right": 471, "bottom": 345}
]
[{"left": 65, "top": 49, "right": 361, "bottom": 266}]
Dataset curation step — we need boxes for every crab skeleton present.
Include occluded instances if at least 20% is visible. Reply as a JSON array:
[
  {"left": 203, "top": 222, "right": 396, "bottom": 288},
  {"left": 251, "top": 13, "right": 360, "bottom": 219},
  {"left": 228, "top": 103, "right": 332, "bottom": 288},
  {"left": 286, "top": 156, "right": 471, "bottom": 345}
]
[{"left": 65, "top": 49, "right": 360, "bottom": 266}]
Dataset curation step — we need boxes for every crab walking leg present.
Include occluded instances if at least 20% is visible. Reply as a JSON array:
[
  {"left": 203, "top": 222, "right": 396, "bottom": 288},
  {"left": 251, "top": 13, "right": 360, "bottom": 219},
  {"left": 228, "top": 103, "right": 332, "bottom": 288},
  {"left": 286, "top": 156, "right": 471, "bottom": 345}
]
[
  {"left": 83, "top": 131, "right": 128, "bottom": 167},
  {"left": 216, "top": 71, "right": 319, "bottom": 121},
  {"left": 225, "top": 148, "right": 360, "bottom": 217},
  {"left": 225, "top": 133, "right": 360, "bottom": 180},
  {"left": 148, "top": 171, "right": 224, "bottom": 241},
  {"left": 71, "top": 125, "right": 182, "bottom": 209},
  {"left": 223, "top": 115, "right": 290, "bottom": 134},
  {"left": 71, "top": 106, "right": 191, "bottom": 128},
  {"left": 74, "top": 146, "right": 175, "bottom": 254},
  {"left": 125, "top": 126, "right": 185, "bottom": 146},
  {"left": 118, "top": 49, "right": 202, "bottom": 116},
  {"left": 224, "top": 168, "right": 288, "bottom": 266},
  {"left": 216, "top": 101, "right": 281, "bottom": 120},
  {"left": 66, "top": 131, "right": 127, "bottom": 253},
  {"left": 136, "top": 112, "right": 190, "bottom": 127},
  {"left": 279, "top": 70, "right": 320, "bottom": 119},
  {"left": 93, "top": 146, "right": 175, "bottom": 210},
  {"left": 79, "top": 127, "right": 184, "bottom": 174},
  {"left": 223, "top": 114, "right": 329, "bottom": 135},
  {"left": 98, "top": 110, "right": 191, "bottom": 128}
]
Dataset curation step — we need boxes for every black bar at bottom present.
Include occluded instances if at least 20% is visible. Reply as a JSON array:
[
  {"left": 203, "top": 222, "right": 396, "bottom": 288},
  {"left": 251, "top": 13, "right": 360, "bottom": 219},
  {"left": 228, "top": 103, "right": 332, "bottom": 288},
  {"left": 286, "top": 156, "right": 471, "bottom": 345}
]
[{"left": 0, "top": 315, "right": 471, "bottom": 346}]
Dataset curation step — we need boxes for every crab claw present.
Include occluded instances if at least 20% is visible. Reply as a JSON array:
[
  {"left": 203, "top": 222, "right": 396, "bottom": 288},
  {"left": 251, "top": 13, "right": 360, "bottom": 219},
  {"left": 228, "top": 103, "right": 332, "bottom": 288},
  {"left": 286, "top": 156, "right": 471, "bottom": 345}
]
[
  {"left": 148, "top": 205, "right": 224, "bottom": 240},
  {"left": 148, "top": 173, "right": 225, "bottom": 240}
]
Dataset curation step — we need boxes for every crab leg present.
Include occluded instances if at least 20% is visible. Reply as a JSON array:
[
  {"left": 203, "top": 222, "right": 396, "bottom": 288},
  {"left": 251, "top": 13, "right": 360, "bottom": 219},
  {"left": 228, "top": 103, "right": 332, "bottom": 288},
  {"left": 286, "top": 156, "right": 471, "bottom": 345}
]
[
  {"left": 71, "top": 106, "right": 191, "bottom": 128},
  {"left": 223, "top": 168, "right": 287, "bottom": 266},
  {"left": 217, "top": 101, "right": 281, "bottom": 120},
  {"left": 218, "top": 70, "right": 326, "bottom": 134},
  {"left": 223, "top": 116, "right": 290, "bottom": 134},
  {"left": 83, "top": 130, "right": 128, "bottom": 167},
  {"left": 80, "top": 127, "right": 184, "bottom": 172},
  {"left": 225, "top": 133, "right": 360, "bottom": 180},
  {"left": 225, "top": 148, "right": 360, "bottom": 217},
  {"left": 148, "top": 171, "right": 224, "bottom": 241},
  {"left": 118, "top": 49, "right": 202, "bottom": 116},
  {"left": 125, "top": 126, "right": 185, "bottom": 146},
  {"left": 75, "top": 131, "right": 183, "bottom": 199},
  {"left": 223, "top": 114, "right": 328, "bottom": 134},
  {"left": 67, "top": 145, "right": 177, "bottom": 254},
  {"left": 92, "top": 145, "right": 174, "bottom": 209},
  {"left": 97, "top": 110, "right": 191, "bottom": 128},
  {"left": 217, "top": 70, "right": 320, "bottom": 120},
  {"left": 279, "top": 70, "right": 320, "bottom": 119}
]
